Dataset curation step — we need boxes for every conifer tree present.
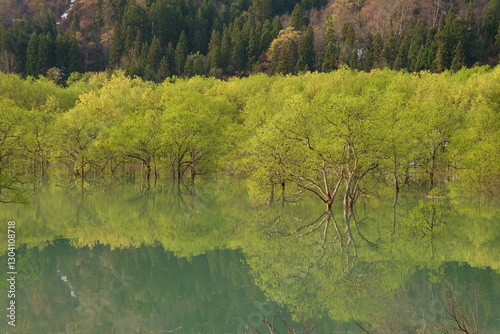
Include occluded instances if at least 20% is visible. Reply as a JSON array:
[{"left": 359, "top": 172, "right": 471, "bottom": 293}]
[
  {"left": 298, "top": 25, "right": 315, "bottom": 71},
  {"left": 192, "top": 8, "right": 209, "bottom": 53},
  {"left": 131, "top": 31, "right": 143, "bottom": 60},
  {"left": 483, "top": 0, "right": 500, "bottom": 44},
  {"left": 247, "top": 27, "right": 260, "bottom": 65},
  {"left": 407, "top": 23, "right": 425, "bottom": 72},
  {"left": 321, "top": 41, "right": 338, "bottom": 72},
  {"left": 26, "top": 33, "right": 39, "bottom": 76},
  {"left": 109, "top": 23, "right": 124, "bottom": 68},
  {"left": 372, "top": 33, "right": 384, "bottom": 68},
  {"left": 158, "top": 56, "right": 171, "bottom": 81},
  {"left": 175, "top": 31, "right": 188, "bottom": 75},
  {"left": 38, "top": 34, "right": 55, "bottom": 74},
  {"left": 272, "top": 17, "right": 283, "bottom": 37},
  {"left": 434, "top": 45, "right": 445, "bottom": 72},
  {"left": 207, "top": 30, "right": 222, "bottom": 69},
  {"left": 70, "top": 12, "right": 80, "bottom": 35},
  {"left": 184, "top": 52, "right": 206, "bottom": 76},
  {"left": 148, "top": 37, "right": 162, "bottom": 68},
  {"left": 361, "top": 32, "right": 374, "bottom": 71},
  {"left": 383, "top": 33, "right": 398, "bottom": 68},
  {"left": 165, "top": 42, "right": 176, "bottom": 74},
  {"left": 291, "top": 4, "right": 307, "bottom": 30},
  {"left": 122, "top": 2, "right": 150, "bottom": 49},
  {"left": 249, "top": 0, "right": 272, "bottom": 20},
  {"left": 464, "top": 3, "right": 478, "bottom": 66},
  {"left": 220, "top": 27, "right": 231, "bottom": 71},
  {"left": 450, "top": 42, "right": 465, "bottom": 72},
  {"left": 231, "top": 28, "right": 248, "bottom": 71},
  {"left": 260, "top": 20, "right": 273, "bottom": 51},
  {"left": 55, "top": 35, "right": 68, "bottom": 74},
  {"left": 435, "top": 5, "right": 461, "bottom": 70},
  {"left": 68, "top": 35, "right": 81, "bottom": 74}
]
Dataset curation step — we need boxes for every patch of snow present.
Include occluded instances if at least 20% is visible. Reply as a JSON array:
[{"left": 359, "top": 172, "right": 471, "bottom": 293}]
[{"left": 57, "top": 0, "right": 76, "bottom": 25}]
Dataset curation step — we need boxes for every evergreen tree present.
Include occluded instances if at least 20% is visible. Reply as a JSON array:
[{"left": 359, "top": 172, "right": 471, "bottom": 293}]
[
  {"left": 122, "top": 2, "right": 151, "bottom": 49},
  {"left": 192, "top": 8, "right": 209, "bottom": 53},
  {"left": 249, "top": 0, "right": 272, "bottom": 20},
  {"left": 220, "top": 27, "right": 231, "bottom": 71},
  {"left": 109, "top": 23, "right": 124, "bottom": 68},
  {"left": 68, "top": 35, "right": 81, "bottom": 74},
  {"left": 497, "top": 24, "right": 500, "bottom": 49},
  {"left": 145, "top": 36, "right": 162, "bottom": 81},
  {"left": 55, "top": 34, "right": 69, "bottom": 74},
  {"left": 148, "top": 36, "right": 163, "bottom": 68},
  {"left": 407, "top": 23, "right": 425, "bottom": 72},
  {"left": 285, "top": 39, "right": 299, "bottom": 74},
  {"left": 151, "top": 2, "right": 184, "bottom": 48},
  {"left": 434, "top": 5, "right": 463, "bottom": 70},
  {"left": 298, "top": 25, "right": 315, "bottom": 71},
  {"left": 372, "top": 33, "right": 384, "bottom": 68},
  {"left": 260, "top": 20, "right": 273, "bottom": 51},
  {"left": 394, "top": 24, "right": 412, "bottom": 70},
  {"left": 70, "top": 12, "right": 80, "bottom": 35},
  {"left": 207, "top": 30, "right": 222, "bottom": 69},
  {"left": 165, "top": 42, "right": 176, "bottom": 74},
  {"left": 108, "top": 0, "right": 127, "bottom": 21},
  {"left": 26, "top": 33, "right": 39, "bottom": 76},
  {"left": 483, "top": 0, "right": 500, "bottom": 44},
  {"left": 419, "top": 27, "right": 438, "bottom": 71},
  {"left": 450, "top": 42, "right": 465, "bottom": 72},
  {"left": 272, "top": 17, "right": 283, "bottom": 38},
  {"left": 434, "top": 45, "right": 445, "bottom": 72},
  {"left": 247, "top": 27, "right": 260, "bottom": 65},
  {"left": 231, "top": 28, "right": 248, "bottom": 71},
  {"left": 291, "top": 4, "right": 307, "bottom": 30},
  {"left": 175, "top": 31, "right": 188, "bottom": 75},
  {"left": 37, "top": 34, "right": 55, "bottom": 75},
  {"left": 137, "top": 42, "right": 149, "bottom": 77},
  {"left": 482, "top": 0, "right": 500, "bottom": 59},
  {"left": 383, "top": 33, "right": 398, "bottom": 68},
  {"left": 340, "top": 22, "right": 356, "bottom": 66},
  {"left": 158, "top": 56, "right": 171, "bottom": 81},
  {"left": 131, "top": 31, "right": 143, "bottom": 61},
  {"left": 184, "top": 52, "right": 206, "bottom": 76},
  {"left": 361, "top": 32, "right": 374, "bottom": 71},
  {"left": 464, "top": 3, "right": 478, "bottom": 66},
  {"left": 321, "top": 41, "right": 338, "bottom": 72}
]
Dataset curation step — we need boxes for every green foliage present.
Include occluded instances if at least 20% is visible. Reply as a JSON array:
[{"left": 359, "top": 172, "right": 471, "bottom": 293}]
[{"left": 0, "top": 67, "right": 499, "bottom": 203}]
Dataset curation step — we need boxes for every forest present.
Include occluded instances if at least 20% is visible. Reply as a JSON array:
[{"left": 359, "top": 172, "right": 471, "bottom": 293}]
[
  {"left": 0, "top": 0, "right": 499, "bottom": 81},
  {"left": 0, "top": 66, "right": 499, "bottom": 208}
]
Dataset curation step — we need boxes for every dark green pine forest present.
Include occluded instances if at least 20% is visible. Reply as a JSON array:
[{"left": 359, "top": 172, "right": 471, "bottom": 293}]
[{"left": 0, "top": 0, "right": 499, "bottom": 82}]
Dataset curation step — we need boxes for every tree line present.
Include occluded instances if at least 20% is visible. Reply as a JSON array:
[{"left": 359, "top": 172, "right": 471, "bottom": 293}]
[
  {"left": 0, "top": 67, "right": 499, "bottom": 207},
  {"left": 0, "top": 0, "right": 499, "bottom": 82}
]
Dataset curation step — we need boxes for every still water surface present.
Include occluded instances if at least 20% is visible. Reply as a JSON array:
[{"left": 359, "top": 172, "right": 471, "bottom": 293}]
[{"left": 0, "top": 186, "right": 499, "bottom": 333}]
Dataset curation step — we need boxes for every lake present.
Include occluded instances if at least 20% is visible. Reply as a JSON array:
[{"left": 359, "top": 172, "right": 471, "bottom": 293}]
[{"left": 0, "top": 184, "right": 499, "bottom": 333}]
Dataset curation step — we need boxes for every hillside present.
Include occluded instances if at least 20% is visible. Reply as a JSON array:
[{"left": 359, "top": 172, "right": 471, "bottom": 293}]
[{"left": 0, "top": 0, "right": 499, "bottom": 81}]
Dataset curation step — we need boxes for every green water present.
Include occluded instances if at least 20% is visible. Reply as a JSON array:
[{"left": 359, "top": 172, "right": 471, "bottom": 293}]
[{"left": 0, "top": 185, "right": 499, "bottom": 333}]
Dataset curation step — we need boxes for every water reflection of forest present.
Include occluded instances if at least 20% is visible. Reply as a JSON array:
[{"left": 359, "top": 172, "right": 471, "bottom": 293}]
[{"left": 1, "top": 187, "right": 498, "bottom": 333}]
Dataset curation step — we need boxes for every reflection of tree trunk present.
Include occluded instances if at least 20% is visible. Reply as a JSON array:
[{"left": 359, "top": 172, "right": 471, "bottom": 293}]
[
  {"left": 393, "top": 171, "right": 400, "bottom": 208},
  {"left": 280, "top": 181, "right": 285, "bottom": 204},
  {"left": 268, "top": 183, "right": 274, "bottom": 205},
  {"left": 144, "top": 159, "right": 151, "bottom": 192},
  {"left": 393, "top": 155, "right": 400, "bottom": 208},
  {"left": 153, "top": 155, "right": 158, "bottom": 187},
  {"left": 80, "top": 153, "right": 85, "bottom": 193},
  {"left": 392, "top": 203, "right": 397, "bottom": 241}
]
